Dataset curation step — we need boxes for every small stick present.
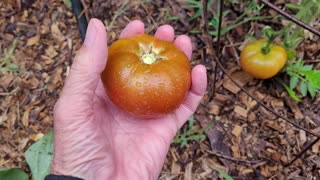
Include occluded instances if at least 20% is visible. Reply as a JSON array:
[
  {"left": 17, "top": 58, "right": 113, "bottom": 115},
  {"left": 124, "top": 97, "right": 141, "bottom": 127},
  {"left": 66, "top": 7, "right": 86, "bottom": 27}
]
[
  {"left": 205, "top": 149, "right": 265, "bottom": 165},
  {"left": 259, "top": 0, "right": 320, "bottom": 37}
]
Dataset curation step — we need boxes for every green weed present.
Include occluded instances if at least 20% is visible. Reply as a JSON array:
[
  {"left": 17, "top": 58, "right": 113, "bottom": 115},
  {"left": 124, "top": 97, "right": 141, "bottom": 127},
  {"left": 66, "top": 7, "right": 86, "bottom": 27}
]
[
  {"left": 0, "top": 38, "right": 19, "bottom": 72},
  {"left": 173, "top": 115, "right": 213, "bottom": 148},
  {"left": 183, "top": 0, "right": 276, "bottom": 36},
  {"left": 63, "top": 0, "right": 72, "bottom": 9}
]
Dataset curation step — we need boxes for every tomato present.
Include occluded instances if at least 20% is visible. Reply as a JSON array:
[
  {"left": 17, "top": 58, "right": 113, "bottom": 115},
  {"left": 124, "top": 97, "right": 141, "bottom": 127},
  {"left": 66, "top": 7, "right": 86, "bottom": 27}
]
[
  {"left": 240, "top": 39, "right": 287, "bottom": 79},
  {"left": 101, "top": 34, "right": 191, "bottom": 118}
]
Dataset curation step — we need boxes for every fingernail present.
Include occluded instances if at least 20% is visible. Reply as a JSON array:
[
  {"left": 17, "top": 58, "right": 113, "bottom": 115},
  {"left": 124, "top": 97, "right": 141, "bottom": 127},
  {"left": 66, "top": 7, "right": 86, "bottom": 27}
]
[{"left": 84, "top": 20, "right": 96, "bottom": 46}]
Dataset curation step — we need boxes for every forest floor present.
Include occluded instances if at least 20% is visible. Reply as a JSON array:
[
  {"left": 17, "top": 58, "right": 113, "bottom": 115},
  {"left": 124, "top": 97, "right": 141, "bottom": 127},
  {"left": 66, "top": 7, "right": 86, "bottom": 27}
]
[{"left": 0, "top": 0, "right": 319, "bottom": 179}]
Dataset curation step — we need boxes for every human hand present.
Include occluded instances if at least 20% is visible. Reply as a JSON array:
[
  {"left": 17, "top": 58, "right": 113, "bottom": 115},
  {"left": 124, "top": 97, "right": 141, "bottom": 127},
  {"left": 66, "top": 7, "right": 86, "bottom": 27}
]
[{"left": 51, "top": 18, "right": 207, "bottom": 180}]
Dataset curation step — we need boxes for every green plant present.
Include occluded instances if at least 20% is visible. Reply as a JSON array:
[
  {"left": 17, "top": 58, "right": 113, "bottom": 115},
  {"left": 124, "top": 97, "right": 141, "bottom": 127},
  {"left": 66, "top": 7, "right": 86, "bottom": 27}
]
[
  {"left": 164, "top": 10, "right": 180, "bottom": 22},
  {"left": 240, "top": 0, "right": 320, "bottom": 101},
  {"left": 2, "top": 130, "right": 54, "bottom": 180},
  {"left": 63, "top": 0, "right": 72, "bottom": 9},
  {"left": 285, "top": 0, "right": 320, "bottom": 45},
  {"left": 284, "top": 60, "right": 320, "bottom": 101},
  {"left": 26, "top": 130, "right": 54, "bottom": 180},
  {"left": 208, "top": 0, "right": 275, "bottom": 36},
  {"left": 184, "top": 0, "right": 275, "bottom": 36},
  {"left": 182, "top": 0, "right": 215, "bottom": 21},
  {"left": 216, "top": 168, "right": 234, "bottom": 180},
  {"left": 0, "top": 38, "right": 19, "bottom": 72},
  {"left": 0, "top": 168, "right": 28, "bottom": 180},
  {"left": 173, "top": 115, "right": 213, "bottom": 147}
]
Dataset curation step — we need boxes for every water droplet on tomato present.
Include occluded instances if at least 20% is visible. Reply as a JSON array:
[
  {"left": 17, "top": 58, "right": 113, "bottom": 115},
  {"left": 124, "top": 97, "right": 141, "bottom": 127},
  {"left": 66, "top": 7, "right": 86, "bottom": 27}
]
[
  {"left": 136, "top": 82, "right": 142, "bottom": 87},
  {"left": 158, "top": 83, "right": 165, "bottom": 88}
]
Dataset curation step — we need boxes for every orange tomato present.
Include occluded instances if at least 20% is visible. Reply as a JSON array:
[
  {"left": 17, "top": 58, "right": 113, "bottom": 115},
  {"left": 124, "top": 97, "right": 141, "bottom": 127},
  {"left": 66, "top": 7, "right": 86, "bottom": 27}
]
[
  {"left": 240, "top": 39, "right": 287, "bottom": 79},
  {"left": 101, "top": 34, "right": 191, "bottom": 118}
]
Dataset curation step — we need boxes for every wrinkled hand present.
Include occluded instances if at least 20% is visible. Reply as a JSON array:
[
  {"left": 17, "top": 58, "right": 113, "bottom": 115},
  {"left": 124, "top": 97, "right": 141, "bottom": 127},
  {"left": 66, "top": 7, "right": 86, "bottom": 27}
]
[{"left": 52, "top": 18, "right": 207, "bottom": 180}]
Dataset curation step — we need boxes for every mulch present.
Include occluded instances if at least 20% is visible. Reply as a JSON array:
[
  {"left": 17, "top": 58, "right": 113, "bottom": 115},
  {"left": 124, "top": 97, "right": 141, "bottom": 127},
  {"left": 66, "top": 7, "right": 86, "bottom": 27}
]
[{"left": 0, "top": 0, "right": 319, "bottom": 179}]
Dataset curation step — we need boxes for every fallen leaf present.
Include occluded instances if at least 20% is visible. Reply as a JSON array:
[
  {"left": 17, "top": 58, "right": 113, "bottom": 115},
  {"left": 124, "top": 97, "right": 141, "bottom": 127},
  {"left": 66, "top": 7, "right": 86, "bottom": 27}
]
[
  {"left": 232, "top": 125, "right": 243, "bottom": 137},
  {"left": 27, "top": 35, "right": 40, "bottom": 46},
  {"left": 22, "top": 107, "right": 32, "bottom": 127},
  {"left": 234, "top": 105, "right": 248, "bottom": 118},
  {"left": 184, "top": 162, "right": 193, "bottom": 180},
  {"left": 29, "top": 133, "right": 44, "bottom": 142}
]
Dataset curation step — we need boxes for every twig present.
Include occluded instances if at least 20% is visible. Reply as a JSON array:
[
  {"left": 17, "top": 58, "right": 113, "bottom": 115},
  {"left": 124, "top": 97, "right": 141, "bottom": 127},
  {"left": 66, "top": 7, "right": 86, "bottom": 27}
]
[
  {"left": 202, "top": 0, "right": 214, "bottom": 101},
  {"left": 212, "top": 0, "right": 224, "bottom": 98},
  {"left": 259, "top": 0, "right": 320, "bottom": 37},
  {"left": 205, "top": 149, "right": 265, "bottom": 165},
  {"left": 285, "top": 137, "right": 320, "bottom": 167}
]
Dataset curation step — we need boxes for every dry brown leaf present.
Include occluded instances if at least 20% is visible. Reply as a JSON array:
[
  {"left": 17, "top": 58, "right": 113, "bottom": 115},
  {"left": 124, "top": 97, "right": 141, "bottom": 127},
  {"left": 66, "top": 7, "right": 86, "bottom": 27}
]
[
  {"left": 312, "top": 142, "right": 320, "bottom": 153},
  {"left": 29, "top": 133, "right": 44, "bottom": 142},
  {"left": 299, "top": 130, "right": 307, "bottom": 146},
  {"left": 27, "top": 35, "right": 40, "bottom": 46},
  {"left": 208, "top": 103, "right": 220, "bottom": 116},
  {"left": 231, "top": 145, "right": 241, "bottom": 158},
  {"left": 222, "top": 70, "right": 254, "bottom": 94},
  {"left": 22, "top": 107, "right": 32, "bottom": 127},
  {"left": 45, "top": 45, "right": 58, "bottom": 59},
  {"left": 18, "top": 138, "right": 29, "bottom": 151},
  {"left": 248, "top": 112, "right": 256, "bottom": 122},
  {"left": 271, "top": 152, "right": 282, "bottom": 162},
  {"left": 232, "top": 125, "right": 243, "bottom": 137},
  {"left": 184, "top": 162, "right": 193, "bottom": 180},
  {"left": 51, "top": 23, "right": 65, "bottom": 43},
  {"left": 48, "top": 68, "right": 63, "bottom": 91},
  {"left": 202, "top": 158, "right": 228, "bottom": 174},
  {"left": 234, "top": 105, "right": 248, "bottom": 118}
]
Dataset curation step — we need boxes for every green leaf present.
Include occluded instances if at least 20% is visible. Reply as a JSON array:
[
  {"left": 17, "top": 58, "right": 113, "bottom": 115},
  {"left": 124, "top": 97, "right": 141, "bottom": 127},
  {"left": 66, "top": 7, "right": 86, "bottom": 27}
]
[
  {"left": 308, "top": 84, "right": 318, "bottom": 98},
  {"left": 26, "top": 130, "right": 54, "bottom": 180},
  {"left": 0, "top": 168, "right": 28, "bottom": 180},
  {"left": 300, "top": 81, "right": 308, "bottom": 96},
  {"left": 282, "top": 82, "right": 302, "bottom": 102},
  {"left": 216, "top": 169, "right": 234, "bottom": 180},
  {"left": 289, "top": 76, "right": 299, "bottom": 89},
  {"left": 188, "top": 115, "right": 195, "bottom": 132},
  {"left": 305, "top": 71, "right": 320, "bottom": 89},
  {"left": 188, "top": 134, "right": 206, "bottom": 141},
  {"left": 286, "top": 49, "right": 296, "bottom": 60},
  {"left": 301, "top": 65, "right": 313, "bottom": 71},
  {"left": 63, "top": 0, "right": 72, "bottom": 9},
  {"left": 210, "top": 18, "right": 217, "bottom": 26}
]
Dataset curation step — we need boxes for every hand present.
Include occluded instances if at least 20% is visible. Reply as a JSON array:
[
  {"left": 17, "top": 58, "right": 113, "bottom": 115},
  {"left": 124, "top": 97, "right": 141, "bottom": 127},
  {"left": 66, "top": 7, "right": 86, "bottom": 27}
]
[{"left": 52, "top": 18, "right": 207, "bottom": 180}]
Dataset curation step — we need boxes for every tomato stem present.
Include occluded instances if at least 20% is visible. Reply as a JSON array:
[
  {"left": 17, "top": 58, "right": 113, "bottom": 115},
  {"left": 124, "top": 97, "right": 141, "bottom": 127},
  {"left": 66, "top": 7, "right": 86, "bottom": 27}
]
[
  {"left": 261, "top": 37, "right": 274, "bottom": 55},
  {"left": 142, "top": 53, "right": 156, "bottom": 64}
]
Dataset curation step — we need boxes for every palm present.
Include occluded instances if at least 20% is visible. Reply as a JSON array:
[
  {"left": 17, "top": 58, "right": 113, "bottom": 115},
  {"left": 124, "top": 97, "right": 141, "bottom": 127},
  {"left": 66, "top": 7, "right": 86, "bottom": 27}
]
[{"left": 90, "top": 81, "right": 196, "bottom": 179}]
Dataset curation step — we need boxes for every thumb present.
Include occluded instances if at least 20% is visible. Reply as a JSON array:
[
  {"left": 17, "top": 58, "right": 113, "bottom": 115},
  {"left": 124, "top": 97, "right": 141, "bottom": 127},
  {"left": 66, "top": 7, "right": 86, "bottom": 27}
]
[{"left": 61, "top": 18, "right": 107, "bottom": 100}]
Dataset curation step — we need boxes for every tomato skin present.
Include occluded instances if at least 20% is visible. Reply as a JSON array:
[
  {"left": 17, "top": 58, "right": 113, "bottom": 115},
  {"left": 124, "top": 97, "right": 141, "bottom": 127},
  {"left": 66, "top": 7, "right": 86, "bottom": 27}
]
[
  {"left": 101, "top": 34, "right": 191, "bottom": 118},
  {"left": 240, "top": 39, "right": 287, "bottom": 79}
]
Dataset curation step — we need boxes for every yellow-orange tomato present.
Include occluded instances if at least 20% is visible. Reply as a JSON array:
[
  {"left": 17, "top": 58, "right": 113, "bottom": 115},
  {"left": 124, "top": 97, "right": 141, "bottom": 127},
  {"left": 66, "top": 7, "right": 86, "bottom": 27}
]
[
  {"left": 101, "top": 34, "right": 191, "bottom": 118},
  {"left": 240, "top": 39, "right": 287, "bottom": 79}
]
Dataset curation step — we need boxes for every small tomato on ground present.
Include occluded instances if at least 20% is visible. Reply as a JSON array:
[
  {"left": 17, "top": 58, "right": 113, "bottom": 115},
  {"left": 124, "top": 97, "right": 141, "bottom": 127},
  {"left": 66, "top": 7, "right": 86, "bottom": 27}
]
[
  {"left": 101, "top": 34, "right": 191, "bottom": 118},
  {"left": 240, "top": 39, "right": 287, "bottom": 79}
]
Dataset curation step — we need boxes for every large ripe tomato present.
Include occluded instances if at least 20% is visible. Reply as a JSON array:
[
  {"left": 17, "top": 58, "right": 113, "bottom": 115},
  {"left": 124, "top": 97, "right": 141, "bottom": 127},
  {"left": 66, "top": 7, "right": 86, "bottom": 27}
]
[
  {"left": 240, "top": 39, "right": 287, "bottom": 79},
  {"left": 101, "top": 34, "right": 191, "bottom": 118}
]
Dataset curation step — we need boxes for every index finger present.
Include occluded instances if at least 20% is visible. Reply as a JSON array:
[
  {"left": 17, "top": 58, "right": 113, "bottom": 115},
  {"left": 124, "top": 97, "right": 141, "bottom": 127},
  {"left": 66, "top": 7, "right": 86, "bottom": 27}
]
[{"left": 119, "top": 20, "right": 145, "bottom": 38}]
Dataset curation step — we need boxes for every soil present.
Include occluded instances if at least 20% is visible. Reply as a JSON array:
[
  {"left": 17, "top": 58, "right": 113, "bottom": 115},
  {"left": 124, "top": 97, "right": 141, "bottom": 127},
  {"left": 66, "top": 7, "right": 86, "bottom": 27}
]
[{"left": 0, "top": 0, "right": 319, "bottom": 179}]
